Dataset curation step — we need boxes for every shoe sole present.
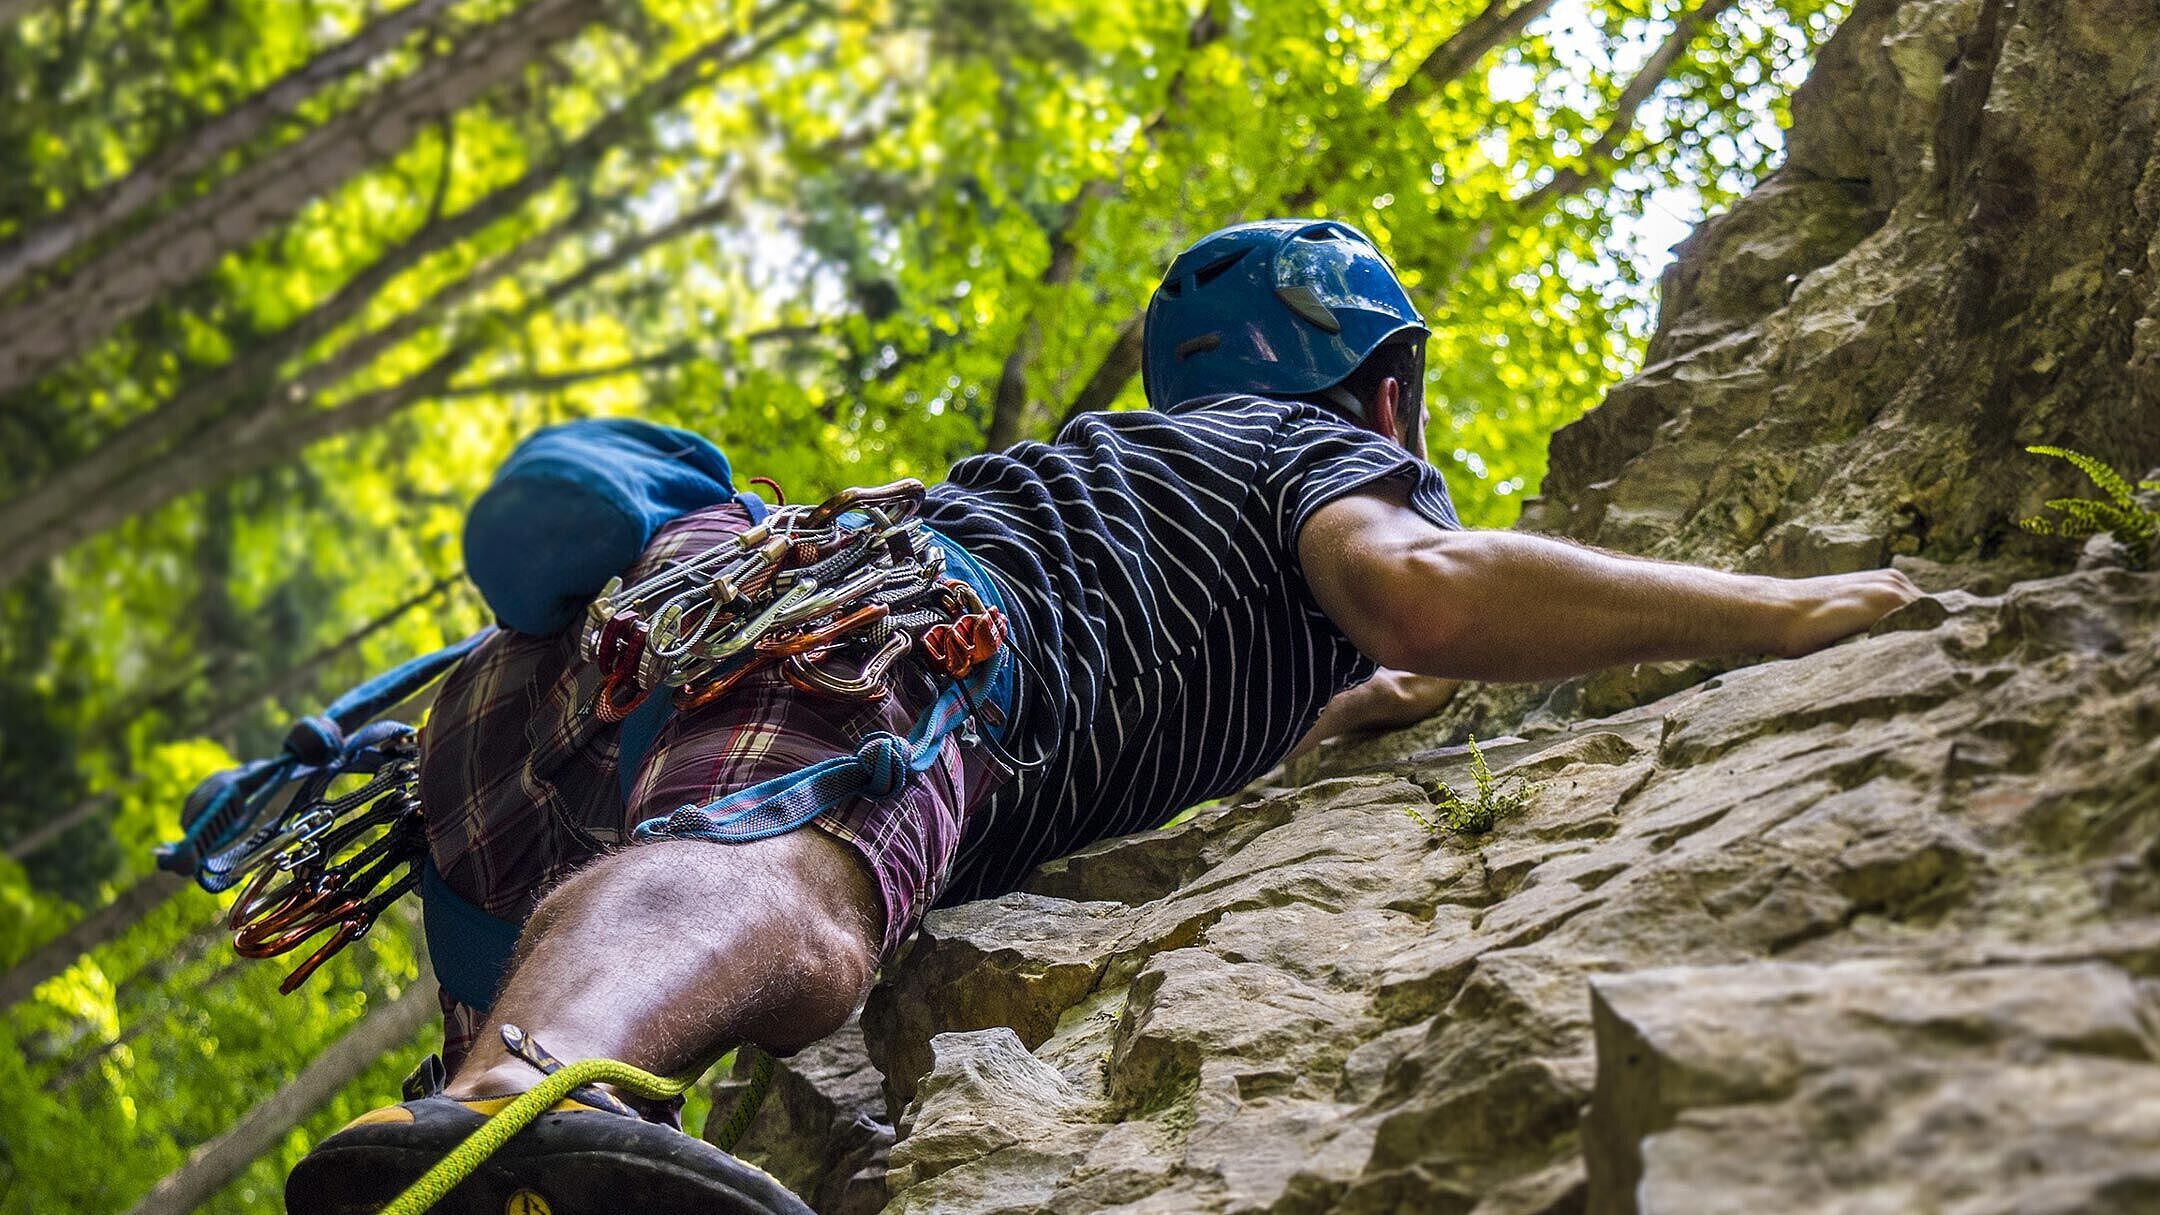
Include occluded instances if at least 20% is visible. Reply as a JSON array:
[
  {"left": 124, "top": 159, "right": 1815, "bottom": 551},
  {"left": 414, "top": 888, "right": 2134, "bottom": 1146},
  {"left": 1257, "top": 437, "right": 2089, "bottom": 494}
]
[{"left": 286, "top": 1111, "right": 810, "bottom": 1215}]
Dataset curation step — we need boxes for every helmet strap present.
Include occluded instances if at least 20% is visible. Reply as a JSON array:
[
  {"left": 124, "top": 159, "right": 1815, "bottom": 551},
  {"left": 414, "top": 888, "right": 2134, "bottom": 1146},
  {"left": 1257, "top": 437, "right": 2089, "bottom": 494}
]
[{"left": 1322, "top": 385, "right": 1368, "bottom": 423}]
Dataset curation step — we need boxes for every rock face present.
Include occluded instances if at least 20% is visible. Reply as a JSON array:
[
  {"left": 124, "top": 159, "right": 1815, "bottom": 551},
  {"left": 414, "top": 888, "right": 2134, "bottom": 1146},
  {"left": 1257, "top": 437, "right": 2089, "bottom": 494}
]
[{"left": 712, "top": 1, "right": 2160, "bottom": 1211}]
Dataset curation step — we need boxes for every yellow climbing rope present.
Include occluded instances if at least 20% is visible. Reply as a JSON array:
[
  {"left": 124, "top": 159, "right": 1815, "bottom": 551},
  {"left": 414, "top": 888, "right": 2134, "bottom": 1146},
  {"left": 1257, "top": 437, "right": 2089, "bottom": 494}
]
[
  {"left": 377, "top": 1048, "right": 776, "bottom": 1215},
  {"left": 713, "top": 1049, "right": 776, "bottom": 1150}
]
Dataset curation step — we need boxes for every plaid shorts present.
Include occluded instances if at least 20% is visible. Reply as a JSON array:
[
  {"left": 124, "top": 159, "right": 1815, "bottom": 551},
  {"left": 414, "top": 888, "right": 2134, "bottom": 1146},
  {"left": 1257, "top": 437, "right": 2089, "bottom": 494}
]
[{"left": 416, "top": 501, "right": 1004, "bottom": 1069}]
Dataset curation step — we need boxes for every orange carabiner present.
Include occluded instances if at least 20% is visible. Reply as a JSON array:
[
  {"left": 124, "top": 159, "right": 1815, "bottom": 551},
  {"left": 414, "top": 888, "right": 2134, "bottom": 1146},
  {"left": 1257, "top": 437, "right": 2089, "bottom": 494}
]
[
  {"left": 758, "top": 603, "right": 890, "bottom": 658},
  {"left": 234, "top": 889, "right": 361, "bottom": 958},
  {"left": 675, "top": 656, "right": 774, "bottom": 712},
  {"left": 803, "top": 479, "right": 928, "bottom": 528},
  {"left": 277, "top": 915, "right": 368, "bottom": 994},
  {"left": 229, "top": 857, "right": 321, "bottom": 932}
]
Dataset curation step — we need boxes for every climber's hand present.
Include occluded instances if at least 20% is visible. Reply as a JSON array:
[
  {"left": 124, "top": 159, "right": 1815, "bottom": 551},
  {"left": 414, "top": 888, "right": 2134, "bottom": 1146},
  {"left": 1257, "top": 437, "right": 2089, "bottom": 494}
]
[
  {"left": 1771, "top": 569, "right": 1926, "bottom": 659},
  {"left": 1287, "top": 669, "right": 1460, "bottom": 760}
]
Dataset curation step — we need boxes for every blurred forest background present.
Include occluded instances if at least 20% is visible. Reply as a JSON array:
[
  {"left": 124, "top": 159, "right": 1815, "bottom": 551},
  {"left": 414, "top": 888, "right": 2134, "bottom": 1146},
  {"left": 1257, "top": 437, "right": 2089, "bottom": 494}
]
[{"left": 0, "top": 0, "right": 1844, "bottom": 1210}]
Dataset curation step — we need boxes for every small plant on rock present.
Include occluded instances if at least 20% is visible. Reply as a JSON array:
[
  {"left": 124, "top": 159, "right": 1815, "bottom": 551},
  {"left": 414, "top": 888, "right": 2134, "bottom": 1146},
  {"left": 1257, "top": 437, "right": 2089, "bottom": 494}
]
[
  {"left": 1405, "top": 735, "right": 1540, "bottom": 836},
  {"left": 2017, "top": 445, "right": 2159, "bottom": 569}
]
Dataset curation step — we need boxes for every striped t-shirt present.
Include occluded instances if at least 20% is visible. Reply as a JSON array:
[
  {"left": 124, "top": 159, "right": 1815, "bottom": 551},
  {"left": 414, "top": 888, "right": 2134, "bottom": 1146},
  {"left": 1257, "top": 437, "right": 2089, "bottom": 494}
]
[{"left": 920, "top": 394, "right": 1461, "bottom": 902}]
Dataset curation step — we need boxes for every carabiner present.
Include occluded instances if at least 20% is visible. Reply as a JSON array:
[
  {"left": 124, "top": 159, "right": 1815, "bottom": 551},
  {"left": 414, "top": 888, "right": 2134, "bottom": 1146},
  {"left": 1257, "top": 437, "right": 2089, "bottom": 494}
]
[
  {"left": 759, "top": 602, "right": 889, "bottom": 658},
  {"left": 803, "top": 479, "right": 928, "bottom": 528},
  {"left": 276, "top": 916, "right": 366, "bottom": 994}
]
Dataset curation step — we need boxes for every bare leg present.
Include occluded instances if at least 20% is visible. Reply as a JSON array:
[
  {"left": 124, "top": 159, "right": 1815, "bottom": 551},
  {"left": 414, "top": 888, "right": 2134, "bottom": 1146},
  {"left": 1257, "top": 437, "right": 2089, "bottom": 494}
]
[{"left": 443, "top": 831, "right": 883, "bottom": 1099}]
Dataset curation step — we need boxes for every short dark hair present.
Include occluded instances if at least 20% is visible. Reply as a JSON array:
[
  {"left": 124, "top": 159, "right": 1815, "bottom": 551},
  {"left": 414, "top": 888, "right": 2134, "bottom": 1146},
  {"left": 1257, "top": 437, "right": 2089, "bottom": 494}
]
[{"left": 1295, "top": 335, "right": 1426, "bottom": 426}]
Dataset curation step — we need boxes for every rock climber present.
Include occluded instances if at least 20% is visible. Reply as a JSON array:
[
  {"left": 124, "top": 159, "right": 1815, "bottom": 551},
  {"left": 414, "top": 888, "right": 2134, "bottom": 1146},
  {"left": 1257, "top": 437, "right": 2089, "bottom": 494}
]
[{"left": 287, "top": 218, "right": 1922, "bottom": 1214}]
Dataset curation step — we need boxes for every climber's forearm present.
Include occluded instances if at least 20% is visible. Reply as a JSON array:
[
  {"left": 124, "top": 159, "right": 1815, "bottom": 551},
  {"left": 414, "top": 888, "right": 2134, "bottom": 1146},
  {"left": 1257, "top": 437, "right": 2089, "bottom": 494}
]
[
  {"left": 1381, "top": 528, "right": 1796, "bottom": 681},
  {"left": 1301, "top": 486, "right": 1922, "bottom": 683}
]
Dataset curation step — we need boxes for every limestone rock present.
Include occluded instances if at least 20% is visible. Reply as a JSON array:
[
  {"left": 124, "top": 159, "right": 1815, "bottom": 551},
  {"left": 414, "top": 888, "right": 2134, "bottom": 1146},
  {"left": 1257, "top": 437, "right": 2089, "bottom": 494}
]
[
  {"left": 855, "top": 562, "right": 2160, "bottom": 1215},
  {"left": 1586, "top": 960, "right": 2160, "bottom": 1215},
  {"left": 709, "top": 1019, "right": 894, "bottom": 1215}
]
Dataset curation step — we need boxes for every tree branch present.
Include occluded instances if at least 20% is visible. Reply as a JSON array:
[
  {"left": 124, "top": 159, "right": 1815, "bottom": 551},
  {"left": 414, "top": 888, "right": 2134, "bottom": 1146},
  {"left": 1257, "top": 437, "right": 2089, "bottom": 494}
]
[
  {"left": 434, "top": 344, "right": 701, "bottom": 399},
  {"left": 0, "top": 3, "right": 810, "bottom": 579},
  {"left": 1058, "top": 0, "right": 1563, "bottom": 423},
  {"left": 1521, "top": 0, "right": 1742, "bottom": 208},
  {"left": 0, "top": 0, "right": 463, "bottom": 300},
  {"left": 1385, "top": 0, "right": 1559, "bottom": 118},
  {"left": 4, "top": 197, "right": 744, "bottom": 570},
  {"left": 44, "top": 957, "right": 249, "bottom": 1094},
  {"left": 981, "top": 1, "right": 1224, "bottom": 450},
  {"left": 4, "top": 576, "right": 456, "bottom": 861},
  {"left": 0, "top": 0, "right": 607, "bottom": 398}
]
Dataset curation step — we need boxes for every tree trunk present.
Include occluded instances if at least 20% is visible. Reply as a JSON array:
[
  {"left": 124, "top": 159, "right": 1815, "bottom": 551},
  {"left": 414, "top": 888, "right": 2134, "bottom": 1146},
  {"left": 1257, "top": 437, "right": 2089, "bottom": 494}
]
[
  {"left": 1057, "top": 313, "right": 1146, "bottom": 429},
  {"left": 17, "top": 196, "right": 737, "bottom": 565},
  {"left": 0, "top": 0, "right": 606, "bottom": 398},
  {"left": 0, "top": 0, "right": 462, "bottom": 300},
  {"left": 3, "top": 575, "right": 456, "bottom": 861},
  {"left": 0, "top": 2, "right": 810, "bottom": 580},
  {"left": 120, "top": 979, "right": 439, "bottom": 1215},
  {"left": 0, "top": 176, "right": 579, "bottom": 563},
  {"left": 0, "top": 0, "right": 49, "bottom": 28}
]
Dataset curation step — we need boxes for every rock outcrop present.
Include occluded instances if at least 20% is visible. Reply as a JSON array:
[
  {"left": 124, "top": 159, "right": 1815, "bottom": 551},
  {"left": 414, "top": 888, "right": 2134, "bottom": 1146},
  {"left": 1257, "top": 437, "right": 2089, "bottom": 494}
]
[{"left": 708, "top": 1, "right": 2160, "bottom": 1210}]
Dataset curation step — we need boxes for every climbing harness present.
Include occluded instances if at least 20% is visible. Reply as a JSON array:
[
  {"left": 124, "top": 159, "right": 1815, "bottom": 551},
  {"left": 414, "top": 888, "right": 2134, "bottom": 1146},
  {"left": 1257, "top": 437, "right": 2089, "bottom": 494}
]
[
  {"left": 377, "top": 1024, "right": 773, "bottom": 1215},
  {"left": 578, "top": 475, "right": 1021, "bottom": 847},
  {"left": 159, "top": 471, "right": 1020, "bottom": 998}
]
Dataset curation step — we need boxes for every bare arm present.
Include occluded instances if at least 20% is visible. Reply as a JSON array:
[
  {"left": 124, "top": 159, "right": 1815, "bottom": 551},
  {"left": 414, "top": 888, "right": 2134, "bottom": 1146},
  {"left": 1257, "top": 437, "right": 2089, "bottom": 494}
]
[{"left": 1299, "top": 484, "right": 1923, "bottom": 682}]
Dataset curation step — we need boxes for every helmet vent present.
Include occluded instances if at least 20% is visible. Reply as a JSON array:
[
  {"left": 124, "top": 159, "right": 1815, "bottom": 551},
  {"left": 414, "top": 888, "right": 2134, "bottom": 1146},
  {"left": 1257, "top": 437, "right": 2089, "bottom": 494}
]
[
  {"left": 1175, "top": 333, "right": 1222, "bottom": 358},
  {"left": 1193, "top": 250, "right": 1248, "bottom": 287}
]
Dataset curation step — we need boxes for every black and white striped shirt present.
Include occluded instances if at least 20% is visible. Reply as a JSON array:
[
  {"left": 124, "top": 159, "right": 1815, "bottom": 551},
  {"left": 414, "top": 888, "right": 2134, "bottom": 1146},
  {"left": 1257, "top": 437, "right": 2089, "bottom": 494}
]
[{"left": 922, "top": 394, "right": 1461, "bottom": 903}]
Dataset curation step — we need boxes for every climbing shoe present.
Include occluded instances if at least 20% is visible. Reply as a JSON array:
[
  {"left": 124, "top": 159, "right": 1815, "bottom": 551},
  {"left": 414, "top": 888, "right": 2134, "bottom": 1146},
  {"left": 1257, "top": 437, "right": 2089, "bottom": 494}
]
[
  {"left": 284, "top": 1092, "right": 812, "bottom": 1215},
  {"left": 286, "top": 1025, "right": 807, "bottom": 1215}
]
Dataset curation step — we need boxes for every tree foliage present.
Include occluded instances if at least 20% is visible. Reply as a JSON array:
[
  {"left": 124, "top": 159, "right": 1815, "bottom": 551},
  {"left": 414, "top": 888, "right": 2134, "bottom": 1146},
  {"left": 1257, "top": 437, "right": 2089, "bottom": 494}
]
[{"left": 0, "top": 0, "right": 1844, "bottom": 1209}]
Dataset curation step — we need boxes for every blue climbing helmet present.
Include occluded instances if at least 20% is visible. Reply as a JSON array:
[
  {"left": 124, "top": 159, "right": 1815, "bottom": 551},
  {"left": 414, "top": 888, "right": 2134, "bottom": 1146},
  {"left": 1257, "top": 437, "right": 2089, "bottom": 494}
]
[{"left": 1141, "top": 218, "right": 1429, "bottom": 410}]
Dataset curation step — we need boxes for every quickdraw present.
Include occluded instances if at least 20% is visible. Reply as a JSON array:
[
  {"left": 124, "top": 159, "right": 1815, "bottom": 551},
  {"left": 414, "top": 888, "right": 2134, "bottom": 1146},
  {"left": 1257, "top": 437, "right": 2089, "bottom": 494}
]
[
  {"left": 581, "top": 478, "right": 1008, "bottom": 722},
  {"left": 219, "top": 729, "right": 430, "bottom": 993},
  {"left": 160, "top": 628, "right": 488, "bottom": 994}
]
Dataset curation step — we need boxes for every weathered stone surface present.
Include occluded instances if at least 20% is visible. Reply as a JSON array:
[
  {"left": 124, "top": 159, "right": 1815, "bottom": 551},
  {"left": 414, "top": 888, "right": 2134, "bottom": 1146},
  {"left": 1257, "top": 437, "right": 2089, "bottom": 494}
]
[
  {"left": 720, "top": 1, "right": 2160, "bottom": 1209},
  {"left": 852, "top": 561, "right": 2160, "bottom": 1215},
  {"left": 1586, "top": 960, "right": 2160, "bottom": 1215},
  {"left": 709, "top": 1019, "right": 894, "bottom": 1215},
  {"left": 1517, "top": 0, "right": 2160, "bottom": 576}
]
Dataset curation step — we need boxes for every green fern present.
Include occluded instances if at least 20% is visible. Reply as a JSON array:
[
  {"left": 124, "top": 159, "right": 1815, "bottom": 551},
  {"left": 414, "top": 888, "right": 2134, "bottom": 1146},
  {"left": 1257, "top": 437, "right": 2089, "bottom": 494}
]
[
  {"left": 1404, "top": 735, "right": 1541, "bottom": 836},
  {"left": 2019, "top": 446, "right": 2159, "bottom": 568}
]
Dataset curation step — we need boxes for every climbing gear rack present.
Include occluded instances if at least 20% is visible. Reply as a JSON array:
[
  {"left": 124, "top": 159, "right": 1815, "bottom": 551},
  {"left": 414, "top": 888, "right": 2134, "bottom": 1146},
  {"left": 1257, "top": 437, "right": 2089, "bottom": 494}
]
[{"left": 580, "top": 478, "right": 1007, "bottom": 723}]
